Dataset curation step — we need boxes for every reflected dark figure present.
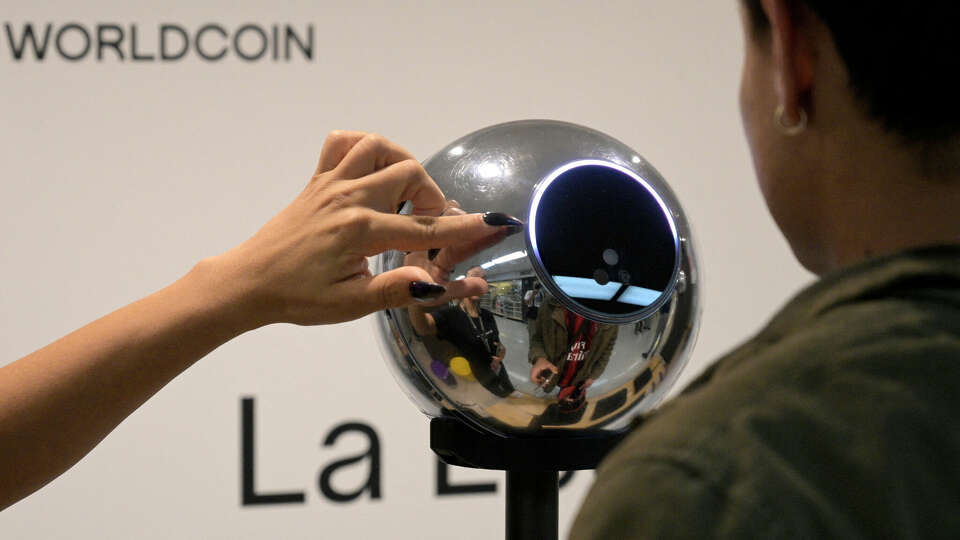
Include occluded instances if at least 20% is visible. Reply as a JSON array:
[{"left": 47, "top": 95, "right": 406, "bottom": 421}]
[
  {"left": 529, "top": 297, "right": 618, "bottom": 424},
  {"left": 409, "top": 267, "right": 514, "bottom": 398},
  {"left": 523, "top": 282, "right": 544, "bottom": 333}
]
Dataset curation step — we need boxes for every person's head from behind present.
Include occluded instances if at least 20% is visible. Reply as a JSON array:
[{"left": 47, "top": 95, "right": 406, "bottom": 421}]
[
  {"left": 465, "top": 266, "right": 486, "bottom": 302},
  {"left": 737, "top": 0, "right": 960, "bottom": 274}
]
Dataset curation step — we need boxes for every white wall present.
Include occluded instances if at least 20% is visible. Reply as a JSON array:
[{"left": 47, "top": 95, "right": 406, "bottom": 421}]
[{"left": 0, "top": 1, "right": 812, "bottom": 538}]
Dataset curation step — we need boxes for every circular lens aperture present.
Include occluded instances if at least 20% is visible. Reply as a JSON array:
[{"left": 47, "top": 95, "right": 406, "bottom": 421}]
[{"left": 527, "top": 160, "right": 679, "bottom": 323}]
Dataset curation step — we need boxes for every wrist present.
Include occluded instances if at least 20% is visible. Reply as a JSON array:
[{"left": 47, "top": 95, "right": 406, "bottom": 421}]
[{"left": 179, "top": 254, "right": 267, "bottom": 336}]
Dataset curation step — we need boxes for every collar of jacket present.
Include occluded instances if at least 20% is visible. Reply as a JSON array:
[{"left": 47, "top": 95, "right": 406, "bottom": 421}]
[{"left": 757, "top": 244, "right": 960, "bottom": 344}]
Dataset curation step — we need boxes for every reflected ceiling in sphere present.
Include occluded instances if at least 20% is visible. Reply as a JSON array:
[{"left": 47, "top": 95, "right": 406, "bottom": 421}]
[{"left": 375, "top": 120, "right": 701, "bottom": 437}]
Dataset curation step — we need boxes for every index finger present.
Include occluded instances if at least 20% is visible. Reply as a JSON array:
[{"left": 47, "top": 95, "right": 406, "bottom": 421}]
[
  {"left": 431, "top": 225, "right": 510, "bottom": 275},
  {"left": 365, "top": 212, "right": 514, "bottom": 256}
]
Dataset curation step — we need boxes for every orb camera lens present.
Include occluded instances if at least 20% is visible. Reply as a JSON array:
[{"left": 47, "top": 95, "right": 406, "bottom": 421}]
[{"left": 528, "top": 160, "right": 679, "bottom": 322}]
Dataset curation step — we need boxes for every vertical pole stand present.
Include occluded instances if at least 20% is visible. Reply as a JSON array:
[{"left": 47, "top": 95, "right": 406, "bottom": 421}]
[{"left": 431, "top": 416, "right": 627, "bottom": 540}]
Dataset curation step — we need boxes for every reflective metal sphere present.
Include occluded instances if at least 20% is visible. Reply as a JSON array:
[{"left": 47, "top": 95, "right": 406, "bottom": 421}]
[{"left": 375, "top": 120, "right": 701, "bottom": 436}]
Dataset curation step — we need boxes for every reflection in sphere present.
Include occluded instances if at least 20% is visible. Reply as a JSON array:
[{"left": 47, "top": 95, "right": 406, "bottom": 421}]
[
  {"left": 375, "top": 120, "right": 701, "bottom": 437},
  {"left": 450, "top": 357, "right": 473, "bottom": 380}
]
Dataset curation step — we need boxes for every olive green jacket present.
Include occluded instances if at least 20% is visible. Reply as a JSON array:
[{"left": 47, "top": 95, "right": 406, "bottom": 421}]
[
  {"left": 529, "top": 298, "right": 618, "bottom": 391},
  {"left": 571, "top": 246, "right": 960, "bottom": 539}
]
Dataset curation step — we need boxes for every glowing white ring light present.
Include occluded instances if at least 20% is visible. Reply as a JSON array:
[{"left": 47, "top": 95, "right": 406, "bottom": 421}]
[{"left": 527, "top": 159, "right": 681, "bottom": 321}]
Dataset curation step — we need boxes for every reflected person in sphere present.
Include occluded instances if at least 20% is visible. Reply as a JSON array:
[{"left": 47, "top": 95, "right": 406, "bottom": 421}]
[
  {"left": 408, "top": 266, "right": 515, "bottom": 398},
  {"left": 523, "top": 282, "right": 544, "bottom": 329},
  {"left": 0, "top": 131, "right": 516, "bottom": 511},
  {"left": 529, "top": 296, "right": 618, "bottom": 409},
  {"left": 571, "top": 1, "right": 960, "bottom": 538}
]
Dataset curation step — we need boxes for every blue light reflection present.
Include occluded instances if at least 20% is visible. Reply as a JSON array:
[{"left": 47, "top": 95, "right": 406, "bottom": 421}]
[{"left": 553, "top": 276, "right": 662, "bottom": 307}]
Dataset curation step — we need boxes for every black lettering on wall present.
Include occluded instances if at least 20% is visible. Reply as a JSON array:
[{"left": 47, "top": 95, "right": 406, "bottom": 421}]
[
  {"left": 159, "top": 24, "right": 188, "bottom": 61},
  {"left": 96, "top": 23, "right": 124, "bottom": 61},
  {"left": 55, "top": 23, "right": 90, "bottom": 61},
  {"left": 130, "top": 24, "right": 155, "bottom": 61},
  {"left": 195, "top": 23, "right": 227, "bottom": 61},
  {"left": 435, "top": 459, "right": 498, "bottom": 496},
  {"left": 234, "top": 23, "right": 267, "bottom": 61},
  {"left": 271, "top": 24, "right": 278, "bottom": 61},
  {"left": 5, "top": 22, "right": 321, "bottom": 63},
  {"left": 318, "top": 423, "right": 382, "bottom": 503},
  {"left": 284, "top": 24, "right": 313, "bottom": 60},
  {"left": 240, "top": 397, "right": 306, "bottom": 506},
  {"left": 5, "top": 23, "right": 53, "bottom": 60}
]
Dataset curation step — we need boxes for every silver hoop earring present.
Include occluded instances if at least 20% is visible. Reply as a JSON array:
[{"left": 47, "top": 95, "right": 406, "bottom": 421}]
[{"left": 774, "top": 105, "right": 808, "bottom": 136}]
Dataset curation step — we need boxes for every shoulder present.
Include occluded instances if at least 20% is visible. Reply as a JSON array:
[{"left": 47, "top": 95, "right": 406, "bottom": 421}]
[
  {"left": 432, "top": 305, "right": 460, "bottom": 327},
  {"left": 597, "top": 323, "right": 618, "bottom": 337},
  {"left": 572, "top": 317, "right": 960, "bottom": 539},
  {"left": 570, "top": 449, "right": 784, "bottom": 539},
  {"left": 575, "top": 262, "right": 960, "bottom": 538}
]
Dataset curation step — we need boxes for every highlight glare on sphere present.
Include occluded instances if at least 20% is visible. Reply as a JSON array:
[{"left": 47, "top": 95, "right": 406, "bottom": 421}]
[{"left": 477, "top": 161, "right": 504, "bottom": 179}]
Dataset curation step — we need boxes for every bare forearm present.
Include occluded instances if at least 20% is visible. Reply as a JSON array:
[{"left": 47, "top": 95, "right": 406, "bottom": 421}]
[
  {"left": 0, "top": 131, "right": 504, "bottom": 510},
  {"left": 0, "top": 257, "right": 250, "bottom": 509}
]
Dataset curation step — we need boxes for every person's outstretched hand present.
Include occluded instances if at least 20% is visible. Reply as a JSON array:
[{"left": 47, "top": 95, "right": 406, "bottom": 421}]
[
  {"left": 0, "top": 130, "right": 516, "bottom": 511},
  {"left": 210, "top": 131, "right": 512, "bottom": 327}
]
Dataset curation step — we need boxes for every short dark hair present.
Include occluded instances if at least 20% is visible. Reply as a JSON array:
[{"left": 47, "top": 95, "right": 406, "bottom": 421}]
[{"left": 742, "top": 0, "right": 960, "bottom": 144}]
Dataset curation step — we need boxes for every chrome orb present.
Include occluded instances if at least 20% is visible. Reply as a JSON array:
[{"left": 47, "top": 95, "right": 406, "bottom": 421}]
[{"left": 375, "top": 120, "right": 701, "bottom": 436}]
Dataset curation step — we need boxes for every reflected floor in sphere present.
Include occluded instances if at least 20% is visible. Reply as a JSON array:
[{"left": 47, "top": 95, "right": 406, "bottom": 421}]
[{"left": 414, "top": 308, "right": 665, "bottom": 431}]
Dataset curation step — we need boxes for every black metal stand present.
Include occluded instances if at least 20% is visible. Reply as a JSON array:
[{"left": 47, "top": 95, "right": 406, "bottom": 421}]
[
  {"left": 431, "top": 415, "right": 627, "bottom": 540},
  {"left": 506, "top": 470, "right": 558, "bottom": 540}
]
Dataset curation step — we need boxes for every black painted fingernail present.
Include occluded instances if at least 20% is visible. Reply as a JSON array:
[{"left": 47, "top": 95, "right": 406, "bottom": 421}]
[
  {"left": 427, "top": 248, "right": 441, "bottom": 260},
  {"left": 410, "top": 281, "right": 446, "bottom": 301},
  {"left": 504, "top": 225, "right": 523, "bottom": 236},
  {"left": 483, "top": 212, "right": 524, "bottom": 228}
]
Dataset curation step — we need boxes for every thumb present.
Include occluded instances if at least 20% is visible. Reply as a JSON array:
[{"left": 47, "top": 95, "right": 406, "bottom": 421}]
[{"left": 338, "top": 265, "right": 488, "bottom": 314}]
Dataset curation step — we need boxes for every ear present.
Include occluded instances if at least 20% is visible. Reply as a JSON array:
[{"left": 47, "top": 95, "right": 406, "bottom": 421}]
[{"left": 760, "top": 0, "right": 817, "bottom": 123}]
